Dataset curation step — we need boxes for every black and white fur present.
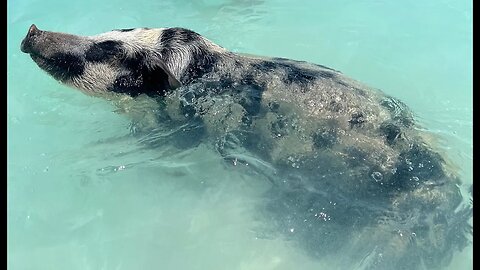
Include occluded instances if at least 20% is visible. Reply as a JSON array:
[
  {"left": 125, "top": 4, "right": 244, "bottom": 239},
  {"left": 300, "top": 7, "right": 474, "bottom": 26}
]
[{"left": 21, "top": 24, "right": 472, "bottom": 270}]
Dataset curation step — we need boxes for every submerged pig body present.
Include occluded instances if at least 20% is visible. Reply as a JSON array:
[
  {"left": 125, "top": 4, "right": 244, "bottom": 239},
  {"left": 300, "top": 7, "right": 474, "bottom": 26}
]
[{"left": 21, "top": 25, "right": 472, "bottom": 270}]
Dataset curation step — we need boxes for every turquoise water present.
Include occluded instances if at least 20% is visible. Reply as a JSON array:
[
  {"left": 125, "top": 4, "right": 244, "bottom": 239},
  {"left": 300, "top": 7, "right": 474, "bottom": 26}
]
[{"left": 8, "top": 0, "right": 472, "bottom": 269}]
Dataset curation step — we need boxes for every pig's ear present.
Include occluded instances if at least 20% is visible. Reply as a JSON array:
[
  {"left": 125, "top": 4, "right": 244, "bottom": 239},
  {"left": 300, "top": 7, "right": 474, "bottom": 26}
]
[
  {"left": 149, "top": 61, "right": 181, "bottom": 90},
  {"left": 137, "top": 60, "right": 181, "bottom": 96}
]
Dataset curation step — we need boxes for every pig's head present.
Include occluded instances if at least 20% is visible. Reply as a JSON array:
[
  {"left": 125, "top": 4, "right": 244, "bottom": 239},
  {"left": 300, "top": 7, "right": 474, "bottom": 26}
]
[{"left": 21, "top": 24, "right": 225, "bottom": 97}]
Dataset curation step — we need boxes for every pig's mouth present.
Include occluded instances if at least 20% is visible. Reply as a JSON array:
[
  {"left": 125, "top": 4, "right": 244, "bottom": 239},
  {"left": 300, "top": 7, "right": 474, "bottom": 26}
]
[
  {"left": 28, "top": 53, "right": 63, "bottom": 81},
  {"left": 29, "top": 52, "right": 45, "bottom": 61},
  {"left": 28, "top": 52, "right": 86, "bottom": 82},
  {"left": 29, "top": 53, "right": 50, "bottom": 71}
]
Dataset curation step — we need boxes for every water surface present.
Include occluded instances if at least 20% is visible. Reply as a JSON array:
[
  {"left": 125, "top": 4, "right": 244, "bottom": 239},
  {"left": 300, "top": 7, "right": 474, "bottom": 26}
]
[{"left": 7, "top": 0, "right": 472, "bottom": 269}]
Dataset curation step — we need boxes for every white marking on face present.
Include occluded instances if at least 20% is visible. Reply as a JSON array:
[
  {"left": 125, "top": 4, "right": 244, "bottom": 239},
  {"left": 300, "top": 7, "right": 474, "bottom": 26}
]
[
  {"left": 91, "top": 28, "right": 162, "bottom": 56},
  {"left": 137, "top": 29, "right": 162, "bottom": 47},
  {"left": 67, "top": 62, "right": 121, "bottom": 95}
]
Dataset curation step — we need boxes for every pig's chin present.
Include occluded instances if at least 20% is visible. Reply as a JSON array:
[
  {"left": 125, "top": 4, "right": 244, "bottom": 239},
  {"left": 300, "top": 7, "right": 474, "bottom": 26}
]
[
  {"left": 29, "top": 53, "right": 47, "bottom": 66},
  {"left": 29, "top": 54, "right": 63, "bottom": 81}
]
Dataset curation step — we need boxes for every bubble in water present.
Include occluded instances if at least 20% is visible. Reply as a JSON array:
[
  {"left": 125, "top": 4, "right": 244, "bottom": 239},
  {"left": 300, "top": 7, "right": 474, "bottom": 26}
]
[{"left": 371, "top": 171, "right": 383, "bottom": 182}]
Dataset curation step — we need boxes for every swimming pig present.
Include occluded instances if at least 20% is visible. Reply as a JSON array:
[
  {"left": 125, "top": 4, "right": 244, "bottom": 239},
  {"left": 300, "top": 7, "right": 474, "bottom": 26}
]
[{"left": 21, "top": 24, "right": 472, "bottom": 270}]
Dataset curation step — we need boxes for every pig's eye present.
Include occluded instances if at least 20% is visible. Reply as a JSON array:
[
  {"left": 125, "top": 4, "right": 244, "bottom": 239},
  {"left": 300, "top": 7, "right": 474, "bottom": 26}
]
[{"left": 85, "top": 40, "right": 122, "bottom": 62}]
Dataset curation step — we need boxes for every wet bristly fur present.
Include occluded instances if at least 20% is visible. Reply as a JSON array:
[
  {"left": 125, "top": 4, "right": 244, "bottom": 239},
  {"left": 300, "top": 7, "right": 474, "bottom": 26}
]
[{"left": 21, "top": 26, "right": 472, "bottom": 269}]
